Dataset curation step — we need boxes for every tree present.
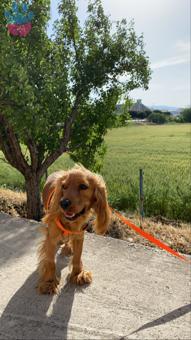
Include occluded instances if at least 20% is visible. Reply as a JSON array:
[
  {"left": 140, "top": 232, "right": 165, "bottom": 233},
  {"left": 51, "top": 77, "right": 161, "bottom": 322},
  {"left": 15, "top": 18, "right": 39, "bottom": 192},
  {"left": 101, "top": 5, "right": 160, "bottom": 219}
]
[
  {"left": 148, "top": 112, "right": 167, "bottom": 124},
  {"left": 153, "top": 109, "right": 162, "bottom": 113},
  {"left": 153, "top": 110, "right": 171, "bottom": 117},
  {"left": 113, "top": 97, "right": 133, "bottom": 127},
  {"left": 0, "top": 0, "right": 151, "bottom": 220},
  {"left": 162, "top": 111, "right": 171, "bottom": 117},
  {"left": 180, "top": 107, "right": 191, "bottom": 123}
]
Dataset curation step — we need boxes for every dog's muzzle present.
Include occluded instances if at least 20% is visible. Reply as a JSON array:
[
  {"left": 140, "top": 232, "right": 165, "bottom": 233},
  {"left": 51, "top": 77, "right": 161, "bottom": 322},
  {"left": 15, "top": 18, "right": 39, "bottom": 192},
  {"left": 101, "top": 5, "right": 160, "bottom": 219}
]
[{"left": 63, "top": 207, "right": 86, "bottom": 221}]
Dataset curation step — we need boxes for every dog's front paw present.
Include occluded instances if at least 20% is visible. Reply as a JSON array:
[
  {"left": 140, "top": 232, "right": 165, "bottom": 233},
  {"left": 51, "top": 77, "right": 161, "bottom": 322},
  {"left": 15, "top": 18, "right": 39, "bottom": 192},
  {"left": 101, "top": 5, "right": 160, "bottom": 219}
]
[
  {"left": 37, "top": 277, "right": 60, "bottom": 295},
  {"left": 70, "top": 270, "right": 92, "bottom": 285}
]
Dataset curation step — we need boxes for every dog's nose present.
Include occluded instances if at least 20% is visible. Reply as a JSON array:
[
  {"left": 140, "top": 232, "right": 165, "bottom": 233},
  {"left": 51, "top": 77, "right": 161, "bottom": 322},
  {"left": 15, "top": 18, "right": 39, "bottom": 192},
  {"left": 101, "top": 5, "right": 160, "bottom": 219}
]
[{"left": 60, "top": 199, "right": 71, "bottom": 210}]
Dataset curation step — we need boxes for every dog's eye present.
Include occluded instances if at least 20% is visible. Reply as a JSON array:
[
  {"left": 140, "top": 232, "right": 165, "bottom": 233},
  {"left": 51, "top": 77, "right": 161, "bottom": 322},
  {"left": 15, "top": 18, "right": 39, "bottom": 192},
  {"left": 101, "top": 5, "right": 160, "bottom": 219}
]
[
  {"left": 79, "top": 184, "right": 88, "bottom": 190},
  {"left": 62, "top": 184, "right": 68, "bottom": 190}
]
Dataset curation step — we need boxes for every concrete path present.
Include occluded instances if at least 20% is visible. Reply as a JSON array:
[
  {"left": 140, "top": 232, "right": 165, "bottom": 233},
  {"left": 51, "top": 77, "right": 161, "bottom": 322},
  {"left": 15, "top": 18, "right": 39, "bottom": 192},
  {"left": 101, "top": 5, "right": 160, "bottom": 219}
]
[{"left": 0, "top": 212, "right": 190, "bottom": 339}]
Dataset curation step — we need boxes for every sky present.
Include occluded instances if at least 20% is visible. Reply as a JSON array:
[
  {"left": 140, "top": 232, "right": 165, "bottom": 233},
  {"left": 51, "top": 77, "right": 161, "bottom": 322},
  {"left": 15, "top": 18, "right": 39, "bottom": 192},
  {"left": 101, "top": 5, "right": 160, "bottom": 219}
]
[{"left": 48, "top": 0, "right": 190, "bottom": 108}]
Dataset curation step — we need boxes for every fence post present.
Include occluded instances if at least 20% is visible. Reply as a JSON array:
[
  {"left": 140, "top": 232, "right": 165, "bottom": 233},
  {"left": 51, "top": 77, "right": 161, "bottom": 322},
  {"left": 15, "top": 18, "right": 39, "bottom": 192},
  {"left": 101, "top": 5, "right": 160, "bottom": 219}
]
[{"left": 139, "top": 168, "right": 144, "bottom": 225}]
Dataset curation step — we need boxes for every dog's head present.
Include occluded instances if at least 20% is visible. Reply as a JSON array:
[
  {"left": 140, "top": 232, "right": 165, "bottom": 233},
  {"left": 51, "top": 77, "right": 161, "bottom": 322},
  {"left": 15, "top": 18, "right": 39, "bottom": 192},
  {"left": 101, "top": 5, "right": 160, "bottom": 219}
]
[{"left": 47, "top": 165, "right": 110, "bottom": 234}]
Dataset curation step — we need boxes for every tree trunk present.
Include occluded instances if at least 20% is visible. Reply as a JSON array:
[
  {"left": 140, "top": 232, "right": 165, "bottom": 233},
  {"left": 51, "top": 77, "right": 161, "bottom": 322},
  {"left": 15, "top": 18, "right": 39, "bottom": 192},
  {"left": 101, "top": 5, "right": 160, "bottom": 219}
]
[{"left": 25, "top": 174, "right": 42, "bottom": 221}]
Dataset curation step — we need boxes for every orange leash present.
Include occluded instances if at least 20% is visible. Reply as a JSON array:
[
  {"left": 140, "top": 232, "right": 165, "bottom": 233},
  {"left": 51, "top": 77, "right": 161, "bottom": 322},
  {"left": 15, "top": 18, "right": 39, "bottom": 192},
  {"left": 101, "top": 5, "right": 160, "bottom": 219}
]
[
  {"left": 45, "top": 187, "right": 190, "bottom": 262},
  {"left": 111, "top": 208, "right": 190, "bottom": 264}
]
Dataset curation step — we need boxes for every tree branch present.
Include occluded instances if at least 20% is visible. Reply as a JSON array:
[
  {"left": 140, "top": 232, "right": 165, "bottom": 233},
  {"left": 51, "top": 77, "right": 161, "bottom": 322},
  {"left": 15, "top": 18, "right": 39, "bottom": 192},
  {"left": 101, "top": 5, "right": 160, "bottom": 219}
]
[
  {"left": 38, "top": 144, "right": 69, "bottom": 178},
  {"left": 69, "top": 15, "right": 82, "bottom": 73},
  {"left": 27, "top": 137, "right": 39, "bottom": 172},
  {"left": 39, "top": 91, "right": 83, "bottom": 177},
  {"left": 63, "top": 91, "right": 82, "bottom": 142},
  {"left": 0, "top": 113, "right": 31, "bottom": 176}
]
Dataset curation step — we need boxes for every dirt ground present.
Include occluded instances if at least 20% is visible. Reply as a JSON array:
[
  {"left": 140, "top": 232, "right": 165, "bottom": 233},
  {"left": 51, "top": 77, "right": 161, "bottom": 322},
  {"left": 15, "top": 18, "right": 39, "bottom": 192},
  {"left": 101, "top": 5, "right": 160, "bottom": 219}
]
[{"left": 0, "top": 188, "right": 190, "bottom": 255}]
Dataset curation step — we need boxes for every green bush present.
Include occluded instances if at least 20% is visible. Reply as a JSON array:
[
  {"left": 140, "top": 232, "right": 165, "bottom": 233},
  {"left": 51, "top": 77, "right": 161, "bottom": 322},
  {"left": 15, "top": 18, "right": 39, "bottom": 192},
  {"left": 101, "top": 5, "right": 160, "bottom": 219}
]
[
  {"left": 175, "top": 115, "right": 185, "bottom": 123},
  {"left": 180, "top": 107, "right": 191, "bottom": 123},
  {"left": 148, "top": 112, "right": 167, "bottom": 124},
  {"left": 113, "top": 112, "right": 131, "bottom": 127}
]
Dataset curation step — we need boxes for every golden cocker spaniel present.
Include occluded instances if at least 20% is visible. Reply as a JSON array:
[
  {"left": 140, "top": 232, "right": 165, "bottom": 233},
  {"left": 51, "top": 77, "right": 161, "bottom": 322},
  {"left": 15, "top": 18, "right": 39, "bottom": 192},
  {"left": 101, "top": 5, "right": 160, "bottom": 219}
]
[{"left": 37, "top": 165, "right": 110, "bottom": 294}]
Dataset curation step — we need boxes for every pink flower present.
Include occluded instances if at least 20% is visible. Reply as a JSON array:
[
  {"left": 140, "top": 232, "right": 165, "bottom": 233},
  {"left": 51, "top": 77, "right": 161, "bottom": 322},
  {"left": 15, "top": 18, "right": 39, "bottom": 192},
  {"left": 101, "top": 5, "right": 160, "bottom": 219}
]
[
  {"left": 8, "top": 23, "right": 32, "bottom": 37},
  {"left": 8, "top": 24, "right": 19, "bottom": 36},
  {"left": 19, "top": 23, "right": 32, "bottom": 37}
]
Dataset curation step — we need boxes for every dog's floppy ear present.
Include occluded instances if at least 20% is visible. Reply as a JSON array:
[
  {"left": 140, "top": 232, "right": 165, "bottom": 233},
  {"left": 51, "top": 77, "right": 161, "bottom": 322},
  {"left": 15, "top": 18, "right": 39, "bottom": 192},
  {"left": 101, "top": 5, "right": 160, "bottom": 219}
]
[
  {"left": 91, "top": 175, "right": 111, "bottom": 235},
  {"left": 42, "top": 172, "right": 67, "bottom": 223}
]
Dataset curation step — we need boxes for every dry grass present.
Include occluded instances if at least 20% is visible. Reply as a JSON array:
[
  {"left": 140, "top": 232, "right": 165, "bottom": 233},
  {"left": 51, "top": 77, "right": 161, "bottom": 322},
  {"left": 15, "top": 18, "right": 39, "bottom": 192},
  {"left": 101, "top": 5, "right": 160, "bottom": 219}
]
[
  {"left": 0, "top": 189, "right": 190, "bottom": 255},
  {"left": 0, "top": 188, "right": 27, "bottom": 217},
  {"left": 108, "top": 213, "right": 191, "bottom": 255}
]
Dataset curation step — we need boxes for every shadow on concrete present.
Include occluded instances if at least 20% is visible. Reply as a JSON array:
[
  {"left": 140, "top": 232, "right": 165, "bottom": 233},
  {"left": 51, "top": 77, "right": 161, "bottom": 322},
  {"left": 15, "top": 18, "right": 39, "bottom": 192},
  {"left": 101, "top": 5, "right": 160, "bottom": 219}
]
[
  {"left": 0, "top": 214, "right": 40, "bottom": 268},
  {"left": 0, "top": 253, "right": 89, "bottom": 340},
  {"left": 126, "top": 303, "right": 191, "bottom": 338}
]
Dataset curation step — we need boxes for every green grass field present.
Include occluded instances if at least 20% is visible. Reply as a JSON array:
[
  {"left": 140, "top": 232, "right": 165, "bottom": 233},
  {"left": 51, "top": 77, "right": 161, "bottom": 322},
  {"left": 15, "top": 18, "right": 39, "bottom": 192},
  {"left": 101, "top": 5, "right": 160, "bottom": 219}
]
[
  {"left": 0, "top": 123, "right": 190, "bottom": 221},
  {"left": 102, "top": 123, "right": 191, "bottom": 221}
]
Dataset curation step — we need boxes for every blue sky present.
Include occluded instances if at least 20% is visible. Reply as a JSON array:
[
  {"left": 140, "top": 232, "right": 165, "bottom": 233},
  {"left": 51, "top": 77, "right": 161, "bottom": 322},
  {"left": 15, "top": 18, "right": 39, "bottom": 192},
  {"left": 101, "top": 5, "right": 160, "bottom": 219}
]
[{"left": 48, "top": 0, "right": 190, "bottom": 108}]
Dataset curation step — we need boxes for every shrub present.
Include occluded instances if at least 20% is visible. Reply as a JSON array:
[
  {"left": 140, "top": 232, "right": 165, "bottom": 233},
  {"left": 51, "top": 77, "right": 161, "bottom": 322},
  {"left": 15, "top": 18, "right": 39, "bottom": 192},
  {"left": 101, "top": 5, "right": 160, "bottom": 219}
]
[
  {"left": 175, "top": 115, "right": 185, "bottom": 123},
  {"left": 180, "top": 107, "right": 191, "bottom": 123},
  {"left": 148, "top": 112, "right": 167, "bottom": 124}
]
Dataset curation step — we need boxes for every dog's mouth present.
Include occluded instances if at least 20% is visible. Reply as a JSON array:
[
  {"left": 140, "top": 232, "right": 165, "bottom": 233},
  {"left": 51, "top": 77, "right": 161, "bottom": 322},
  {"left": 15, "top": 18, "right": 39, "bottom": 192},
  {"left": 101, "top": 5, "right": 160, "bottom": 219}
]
[{"left": 63, "top": 207, "right": 86, "bottom": 221}]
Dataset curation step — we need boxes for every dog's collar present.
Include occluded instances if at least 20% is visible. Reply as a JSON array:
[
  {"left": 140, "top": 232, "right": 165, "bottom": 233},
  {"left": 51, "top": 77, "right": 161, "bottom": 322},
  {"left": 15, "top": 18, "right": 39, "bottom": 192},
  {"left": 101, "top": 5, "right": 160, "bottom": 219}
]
[
  {"left": 46, "top": 188, "right": 87, "bottom": 236},
  {"left": 55, "top": 217, "right": 86, "bottom": 236}
]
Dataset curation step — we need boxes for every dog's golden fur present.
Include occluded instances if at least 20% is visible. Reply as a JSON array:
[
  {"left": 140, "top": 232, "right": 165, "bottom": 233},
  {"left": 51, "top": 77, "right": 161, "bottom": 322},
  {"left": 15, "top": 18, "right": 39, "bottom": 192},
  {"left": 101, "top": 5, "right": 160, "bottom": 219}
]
[{"left": 37, "top": 165, "right": 110, "bottom": 294}]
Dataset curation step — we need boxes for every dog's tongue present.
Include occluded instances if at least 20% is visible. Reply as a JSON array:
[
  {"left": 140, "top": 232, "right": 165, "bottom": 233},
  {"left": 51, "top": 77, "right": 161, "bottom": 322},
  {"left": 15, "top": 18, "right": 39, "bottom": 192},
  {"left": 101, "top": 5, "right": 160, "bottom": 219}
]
[{"left": 64, "top": 211, "right": 75, "bottom": 218}]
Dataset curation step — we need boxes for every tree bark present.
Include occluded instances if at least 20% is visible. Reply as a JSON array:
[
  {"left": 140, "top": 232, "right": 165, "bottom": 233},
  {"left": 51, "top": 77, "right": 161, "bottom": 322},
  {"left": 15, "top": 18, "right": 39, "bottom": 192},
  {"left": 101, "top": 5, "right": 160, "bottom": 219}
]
[
  {"left": 25, "top": 173, "right": 42, "bottom": 221},
  {"left": 0, "top": 113, "right": 30, "bottom": 176}
]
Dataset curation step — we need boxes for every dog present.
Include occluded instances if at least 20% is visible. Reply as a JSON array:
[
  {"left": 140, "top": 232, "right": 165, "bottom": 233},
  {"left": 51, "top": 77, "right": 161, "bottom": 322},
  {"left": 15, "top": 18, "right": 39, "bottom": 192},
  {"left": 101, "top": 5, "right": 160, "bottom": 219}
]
[{"left": 37, "top": 165, "right": 110, "bottom": 294}]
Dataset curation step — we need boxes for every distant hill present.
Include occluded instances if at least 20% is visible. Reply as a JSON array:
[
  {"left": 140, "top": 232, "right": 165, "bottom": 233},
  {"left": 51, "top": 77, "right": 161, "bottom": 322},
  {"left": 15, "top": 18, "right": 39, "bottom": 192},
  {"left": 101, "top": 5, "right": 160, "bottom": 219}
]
[{"left": 149, "top": 105, "right": 182, "bottom": 115}]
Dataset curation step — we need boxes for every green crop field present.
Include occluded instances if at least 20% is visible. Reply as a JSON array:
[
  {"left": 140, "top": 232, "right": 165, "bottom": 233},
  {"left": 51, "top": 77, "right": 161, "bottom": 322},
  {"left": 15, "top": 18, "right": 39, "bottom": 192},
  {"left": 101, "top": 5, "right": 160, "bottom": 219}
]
[
  {"left": 0, "top": 123, "right": 190, "bottom": 221},
  {"left": 102, "top": 123, "right": 191, "bottom": 222}
]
